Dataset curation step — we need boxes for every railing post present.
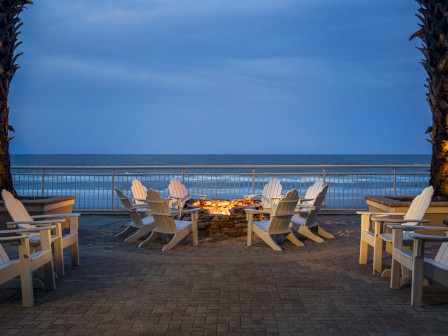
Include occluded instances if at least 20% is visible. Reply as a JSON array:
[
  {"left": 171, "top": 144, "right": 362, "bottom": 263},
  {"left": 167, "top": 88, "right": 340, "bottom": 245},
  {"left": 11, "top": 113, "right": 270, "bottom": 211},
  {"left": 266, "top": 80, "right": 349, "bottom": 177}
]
[
  {"left": 182, "top": 168, "right": 185, "bottom": 184},
  {"left": 252, "top": 168, "right": 256, "bottom": 194},
  {"left": 111, "top": 168, "right": 115, "bottom": 212},
  {"left": 322, "top": 168, "right": 327, "bottom": 183},
  {"left": 393, "top": 168, "right": 397, "bottom": 197},
  {"left": 41, "top": 168, "right": 45, "bottom": 196}
]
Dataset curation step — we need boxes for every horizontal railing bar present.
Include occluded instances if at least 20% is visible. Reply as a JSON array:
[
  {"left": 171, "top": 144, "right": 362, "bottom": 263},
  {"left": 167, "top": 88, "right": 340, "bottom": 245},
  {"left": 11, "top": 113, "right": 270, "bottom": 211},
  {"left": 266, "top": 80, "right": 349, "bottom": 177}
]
[
  {"left": 11, "top": 164, "right": 430, "bottom": 170},
  {"left": 11, "top": 164, "right": 430, "bottom": 212},
  {"left": 11, "top": 172, "right": 430, "bottom": 177}
]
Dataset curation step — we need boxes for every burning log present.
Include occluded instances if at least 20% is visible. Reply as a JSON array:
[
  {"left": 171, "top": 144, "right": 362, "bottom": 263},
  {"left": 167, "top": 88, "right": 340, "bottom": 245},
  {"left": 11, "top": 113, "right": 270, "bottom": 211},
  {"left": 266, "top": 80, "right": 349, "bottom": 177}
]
[{"left": 190, "top": 199, "right": 260, "bottom": 215}]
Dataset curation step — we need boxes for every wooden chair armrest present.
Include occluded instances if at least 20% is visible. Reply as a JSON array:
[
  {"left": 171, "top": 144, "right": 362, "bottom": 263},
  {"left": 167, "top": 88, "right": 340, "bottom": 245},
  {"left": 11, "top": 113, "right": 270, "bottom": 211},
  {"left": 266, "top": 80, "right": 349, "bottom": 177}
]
[
  {"left": 270, "top": 196, "right": 283, "bottom": 200},
  {"left": 409, "top": 233, "right": 448, "bottom": 242},
  {"left": 169, "top": 195, "right": 182, "bottom": 200},
  {"left": 373, "top": 217, "right": 429, "bottom": 224},
  {"left": 295, "top": 204, "right": 317, "bottom": 210},
  {"left": 0, "top": 234, "right": 29, "bottom": 242},
  {"left": 357, "top": 211, "right": 406, "bottom": 216},
  {"left": 132, "top": 198, "right": 148, "bottom": 204},
  {"left": 135, "top": 207, "right": 149, "bottom": 214},
  {"left": 31, "top": 213, "right": 81, "bottom": 219},
  {"left": 7, "top": 219, "right": 64, "bottom": 226},
  {"left": 0, "top": 225, "right": 56, "bottom": 236},
  {"left": 147, "top": 210, "right": 183, "bottom": 217},
  {"left": 298, "top": 197, "right": 314, "bottom": 202},
  {"left": 388, "top": 225, "right": 448, "bottom": 231}
]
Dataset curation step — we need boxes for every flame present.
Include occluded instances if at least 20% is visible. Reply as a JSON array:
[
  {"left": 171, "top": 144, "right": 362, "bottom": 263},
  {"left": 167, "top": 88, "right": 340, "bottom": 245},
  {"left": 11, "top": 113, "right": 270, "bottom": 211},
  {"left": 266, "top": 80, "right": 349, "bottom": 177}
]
[{"left": 192, "top": 199, "right": 258, "bottom": 215}]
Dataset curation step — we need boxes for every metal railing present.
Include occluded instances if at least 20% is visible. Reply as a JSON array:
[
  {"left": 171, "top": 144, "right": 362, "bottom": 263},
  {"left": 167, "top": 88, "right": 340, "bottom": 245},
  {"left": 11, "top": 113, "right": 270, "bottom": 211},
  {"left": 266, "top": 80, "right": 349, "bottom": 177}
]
[{"left": 11, "top": 165, "right": 430, "bottom": 212}]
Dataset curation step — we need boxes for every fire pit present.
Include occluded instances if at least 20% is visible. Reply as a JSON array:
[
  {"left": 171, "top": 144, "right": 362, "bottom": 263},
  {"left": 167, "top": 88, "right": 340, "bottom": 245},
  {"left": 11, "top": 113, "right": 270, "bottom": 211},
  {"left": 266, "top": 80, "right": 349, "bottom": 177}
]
[{"left": 183, "top": 198, "right": 266, "bottom": 236}]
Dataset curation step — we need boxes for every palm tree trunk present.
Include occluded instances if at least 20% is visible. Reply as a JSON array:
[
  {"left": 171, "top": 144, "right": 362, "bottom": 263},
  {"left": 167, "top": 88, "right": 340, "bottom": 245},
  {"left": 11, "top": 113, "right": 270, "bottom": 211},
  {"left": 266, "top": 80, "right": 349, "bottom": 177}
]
[
  {"left": 412, "top": 0, "right": 448, "bottom": 199},
  {"left": 0, "top": 96, "right": 14, "bottom": 194},
  {"left": 0, "top": 0, "right": 32, "bottom": 195},
  {"left": 429, "top": 104, "right": 448, "bottom": 199}
]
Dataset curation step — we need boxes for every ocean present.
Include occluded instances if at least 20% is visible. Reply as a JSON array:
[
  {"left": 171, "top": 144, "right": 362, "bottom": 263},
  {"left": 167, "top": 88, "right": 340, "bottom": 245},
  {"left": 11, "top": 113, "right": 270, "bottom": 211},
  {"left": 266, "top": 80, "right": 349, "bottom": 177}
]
[
  {"left": 11, "top": 154, "right": 431, "bottom": 167},
  {"left": 10, "top": 154, "right": 432, "bottom": 211}
]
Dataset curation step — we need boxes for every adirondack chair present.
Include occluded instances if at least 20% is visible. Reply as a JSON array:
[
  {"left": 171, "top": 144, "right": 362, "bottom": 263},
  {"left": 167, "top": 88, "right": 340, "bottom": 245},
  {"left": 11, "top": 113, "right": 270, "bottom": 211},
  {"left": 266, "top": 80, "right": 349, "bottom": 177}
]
[
  {"left": 0, "top": 226, "right": 56, "bottom": 307},
  {"left": 244, "top": 178, "right": 283, "bottom": 210},
  {"left": 168, "top": 178, "right": 206, "bottom": 217},
  {"left": 2, "top": 190, "right": 81, "bottom": 278},
  {"left": 131, "top": 179, "right": 148, "bottom": 207},
  {"left": 289, "top": 184, "right": 329, "bottom": 243},
  {"left": 299, "top": 180, "right": 325, "bottom": 209},
  {"left": 114, "top": 188, "right": 156, "bottom": 244},
  {"left": 245, "top": 189, "right": 302, "bottom": 251},
  {"left": 358, "top": 186, "right": 433, "bottom": 275},
  {"left": 140, "top": 189, "right": 200, "bottom": 251},
  {"left": 389, "top": 224, "right": 448, "bottom": 307}
]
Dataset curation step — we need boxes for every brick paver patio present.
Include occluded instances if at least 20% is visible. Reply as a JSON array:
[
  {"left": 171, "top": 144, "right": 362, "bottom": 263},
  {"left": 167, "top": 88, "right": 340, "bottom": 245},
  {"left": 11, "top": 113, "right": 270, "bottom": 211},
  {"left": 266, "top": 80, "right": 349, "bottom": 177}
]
[{"left": 1, "top": 215, "right": 447, "bottom": 335}]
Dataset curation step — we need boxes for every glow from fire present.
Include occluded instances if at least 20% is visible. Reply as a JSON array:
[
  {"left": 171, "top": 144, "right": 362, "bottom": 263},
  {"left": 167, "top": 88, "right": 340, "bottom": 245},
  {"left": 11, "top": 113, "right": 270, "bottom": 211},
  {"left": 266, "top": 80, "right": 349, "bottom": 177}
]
[{"left": 192, "top": 199, "right": 258, "bottom": 215}]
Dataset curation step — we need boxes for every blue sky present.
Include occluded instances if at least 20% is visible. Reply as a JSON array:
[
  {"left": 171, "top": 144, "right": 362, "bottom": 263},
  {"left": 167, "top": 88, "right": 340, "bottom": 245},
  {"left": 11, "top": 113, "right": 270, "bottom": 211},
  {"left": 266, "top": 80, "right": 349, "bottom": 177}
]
[{"left": 9, "top": 0, "right": 429, "bottom": 154}]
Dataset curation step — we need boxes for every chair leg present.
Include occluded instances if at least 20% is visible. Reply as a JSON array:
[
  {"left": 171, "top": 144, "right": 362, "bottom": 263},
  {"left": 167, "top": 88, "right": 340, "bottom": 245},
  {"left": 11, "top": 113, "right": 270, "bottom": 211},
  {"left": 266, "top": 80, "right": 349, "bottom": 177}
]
[
  {"left": 285, "top": 232, "right": 305, "bottom": 247},
  {"left": 53, "top": 238, "right": 65, "bottom": 278},
  {"left": 43, "top": 259, "right": 56, "bottom": 291},
  {"left": 162, "top": 228, "right": 189, "bottom": 251},
  {"left": 71, "top": 241, "right": 80, "bottom": 267},
  {"left": 18, "top": 241, "right": 34, "bottom": 307},
  {"left": 138, "top": 232, "right": 161, "bottom": 248},
  {"left": 372, "top": 236, "right": 383, "bottom": 275},
  {"left": 317, "top": 226, "right": 334, "bottom": 239},
  {"left": 390, "top": 258, "right": 401, "bottom": 290},
  {"left": 359, "top": 237, "right": 369, "bottom": 265},
  {"left": 125, "top": 224, "right": 155, "bottom": 244},
  {"left": 298, "top": 226, "right": 324, "bottom": 243},
  {"left": 115, "top": 225, "right": 137, "bottom": 238},
  {"left": 253, "top": 226, "right": 282, "bottom": 251},
  {"left": 411, "top": 261, "right": 424, "bottom": 307}
]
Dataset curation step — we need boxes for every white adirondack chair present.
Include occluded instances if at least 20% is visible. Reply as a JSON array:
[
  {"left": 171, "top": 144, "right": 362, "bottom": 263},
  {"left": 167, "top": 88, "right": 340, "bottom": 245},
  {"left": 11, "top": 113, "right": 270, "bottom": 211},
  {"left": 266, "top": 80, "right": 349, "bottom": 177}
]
[
  {"left": 245, "top": 189, "right": 302, "bottom": 251},
  {"left": 114, "top": 188, "right": 156, "bottom": 245},
  {"left": 244, "top": 178, "right": 283, "bottom": 210},
  {"left": 168, "top": 178, "right": 206, "bottom": 217},
  {"left": 131, "top": 179, "right": 148, "bottom": 207},
  {"left": 2, "top": 190, "right": 81, "bottom": 278},
  {"left": 299, "top": 180, "right": 325, "bottom": 209},
  {"left": 290, "top": 184, "right": 329, "bottom": 243},
  {"left": 358, "top": 186, "right": 433, "bottom": 275},
  {"left": 389, "top": 224, "right": 448, "bottom": 307},
  {"left": 0, "top": 226, "right": 56, "bottom": 307},
  {"left": 140, "top": 189, "right": 200, "bottom": 251}
]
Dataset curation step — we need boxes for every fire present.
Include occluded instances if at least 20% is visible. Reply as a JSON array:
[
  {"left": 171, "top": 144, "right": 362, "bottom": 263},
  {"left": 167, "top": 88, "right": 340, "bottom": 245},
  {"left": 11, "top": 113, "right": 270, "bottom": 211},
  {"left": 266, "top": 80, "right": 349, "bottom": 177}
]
[{"left": 191, "top": 199, "right": 259, "bottom": 215}]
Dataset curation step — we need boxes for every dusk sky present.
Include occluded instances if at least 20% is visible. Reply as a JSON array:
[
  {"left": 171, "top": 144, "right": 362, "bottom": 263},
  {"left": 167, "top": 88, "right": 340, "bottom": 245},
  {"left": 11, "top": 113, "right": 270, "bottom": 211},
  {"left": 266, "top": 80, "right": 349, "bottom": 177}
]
[{"left": 9, "top": 0, "right": 429, "bottom": 155}]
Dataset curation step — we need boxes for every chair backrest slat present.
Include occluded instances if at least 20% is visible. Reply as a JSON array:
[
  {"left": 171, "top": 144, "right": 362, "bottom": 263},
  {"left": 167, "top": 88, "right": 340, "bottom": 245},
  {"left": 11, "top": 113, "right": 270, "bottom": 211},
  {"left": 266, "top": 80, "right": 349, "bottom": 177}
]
[
  {"left": 169, "top": 179, "right": 188, "bottom": 199},
  {"left": 2, "top": 190, "right": 33, "bottom": 229},
  {"left": 303, "top": 180, "right": 325, "bottom": 205},
  {"left": 435, "top": 234, "right": 448, "bottom": 266},
  {"left": 303, "top": 184, "right": 328, "bottom": 227},
  {"left": 260, "top": 178, "right": 282, "bottom": 209},
  {"left": 146, "top": 189, "right": 177, "bottom": 234},
  {"left": 268, "top": 189, "right": 298, "bottom": 233},
  {"left": 403, "top": 186, "right": 434, "bottom": 225},
  {"left": 131, "top": 180, "right": 147, "bottom": 205},
  {"left": 115, "top": 188, "right": 143, "bottom": 226},
  {"left": 0, "top": 244, "right": 10, "bottom": 265}
]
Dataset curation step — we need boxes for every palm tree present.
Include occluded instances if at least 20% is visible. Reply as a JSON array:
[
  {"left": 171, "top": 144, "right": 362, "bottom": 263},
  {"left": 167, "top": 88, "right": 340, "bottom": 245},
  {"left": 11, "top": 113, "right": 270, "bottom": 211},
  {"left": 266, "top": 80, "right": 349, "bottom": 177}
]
[
  {"left": 0, "top": 0, "right": 32, "bottom": 194},
  {"left": 412, "top": 0, "right": 448, "bottom": 199}
]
